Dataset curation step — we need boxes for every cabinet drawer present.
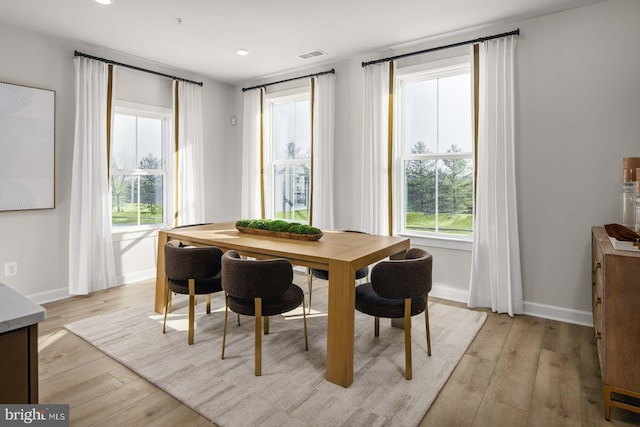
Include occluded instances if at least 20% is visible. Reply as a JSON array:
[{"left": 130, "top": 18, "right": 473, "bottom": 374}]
[{"left": 593, "top": 264, "right": 603, "bottom": 366}]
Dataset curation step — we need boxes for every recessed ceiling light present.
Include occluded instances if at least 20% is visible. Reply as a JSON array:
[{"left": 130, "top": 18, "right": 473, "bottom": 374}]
[
  {"left": 237, "top": 49, "right": 249, "bottom": 56},
  {"left": 95, "top": 0, "right": 113, "bottom": 4}
]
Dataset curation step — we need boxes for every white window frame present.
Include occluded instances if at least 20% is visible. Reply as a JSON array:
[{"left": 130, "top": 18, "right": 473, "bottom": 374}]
[
  {"left": 262, "top": 87, "right": 311, "bottom": 223},
  {"left": 110, "top": 101, "right": 173, "bottom": 233},
  {"left": 393, "top": 56, "right": 474, "bottom": 251}
]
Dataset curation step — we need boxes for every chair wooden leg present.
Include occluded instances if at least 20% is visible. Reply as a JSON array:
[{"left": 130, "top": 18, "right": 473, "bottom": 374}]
[
  {"left": 206, "top": 294, "right": 211, "bottom": 314},
  {"left": 221, "top": 294, "right": 228, "bottom": 359},
  {"left": 603, "top": 385, "right": 612, "bottom": 421},
  {"left": 167, "top": 290, "right": 173, "bottom": 313},
  {"left": 302, "top": 299, "right": 309, "bottom": 350},
  {"left": 255, "top": 297, "right": 262, "bottom": 376},
  {"left": 307, "top": 268, "right": 313, "bottom": 314},
  {"left": 374, "top": 317, "right": 380, "bottom": 337},
  {"left": 264, "top": 316, "right": 269, "bottom": 335},
  {"left": 425, "top": 303, "right": 431, "bottom": 356},
  {"left": 404, "top": 298, "right": 412, "bottom": 380},
  {"left": 162, "top": 279, "right": 170, "bottom": 333},
  {"left": 188, "top": 279, "right": 196, "bottom": 345},
  {"left": 237, "top": 313, "right": 241, "bottom": 326}
]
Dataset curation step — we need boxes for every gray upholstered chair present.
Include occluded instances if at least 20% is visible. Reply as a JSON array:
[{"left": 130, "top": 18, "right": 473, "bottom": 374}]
[
  {"left": 162, "top": 240, "right": 223, "bottom": 345},
  {"left": 307, "top": 230, "right": 370, "bottom": 312},
  {"left": 221, "top": 250, "right": 308, "bottom": 376},
  {"left": 355, "top": 248, "right": 433, "bottom": 380}
]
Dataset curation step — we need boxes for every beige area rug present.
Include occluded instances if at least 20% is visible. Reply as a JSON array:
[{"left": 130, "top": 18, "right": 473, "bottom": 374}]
[{"left": 65, "top": 279, "right": 486, "bottom": 427}]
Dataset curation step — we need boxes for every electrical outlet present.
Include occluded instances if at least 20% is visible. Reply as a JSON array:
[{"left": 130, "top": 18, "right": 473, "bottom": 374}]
[{"left": 5, "top": 262, "right": 17, "bottom": 276}]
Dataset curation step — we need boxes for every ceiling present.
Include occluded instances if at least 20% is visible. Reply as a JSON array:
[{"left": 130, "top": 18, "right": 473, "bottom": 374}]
[{"left": 0, "top": 0, "right": 605, "bottom": 85}]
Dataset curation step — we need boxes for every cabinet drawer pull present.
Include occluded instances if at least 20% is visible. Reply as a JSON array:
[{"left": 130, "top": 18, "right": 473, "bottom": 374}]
[
  {"left": 595, "top": 296, "right": 602, "bottom": 305},
  {"left": 592, "top": 261, "right": 601, "bottom": 273},
  {"left": 595, "top": 330, "right": 602, "bottom": 340}
]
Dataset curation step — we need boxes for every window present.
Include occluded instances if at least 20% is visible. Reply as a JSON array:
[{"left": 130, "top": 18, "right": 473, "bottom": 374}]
[
  {"left": 110, "top": 103, "right": 172, "bottom": 230},
  {"left": 263, "top": 89, "right": 311, "bottom": 223},
  {"left": 394, "top": 58, "right": 474, "bottom": 241}
]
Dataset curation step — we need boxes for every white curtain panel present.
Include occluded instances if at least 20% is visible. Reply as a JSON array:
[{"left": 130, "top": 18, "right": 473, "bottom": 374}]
[
  {"left": 175, "top": 81, "right": 205, "bottom": 226},
  {"left": 241, "top": 88, "right": 263, "bottom": 219},
  {"left": 68, "top": 57, "right": 116, "bottom": 295},
  {"left": 361, "top": 62, "right": 391, "bottom": 235},
  {"left": 311, "top": 74, "right": 336, "bottom": 229},
  {"left": 468, "top": 36, "right": 523, "bottom": 316}
]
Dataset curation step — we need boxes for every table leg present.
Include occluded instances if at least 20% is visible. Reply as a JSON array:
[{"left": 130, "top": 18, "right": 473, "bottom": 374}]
[
  {"left": 326, "top": 259, "right": 356, "bottom": 387},
  {"left": 155, "top": 230, "right": 169, "bottom": 313}
]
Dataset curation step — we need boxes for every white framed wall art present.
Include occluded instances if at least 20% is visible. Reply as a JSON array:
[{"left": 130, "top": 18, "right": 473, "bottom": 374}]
[{"left": 0, "top": 81, "right": 55, "bottom": 211}]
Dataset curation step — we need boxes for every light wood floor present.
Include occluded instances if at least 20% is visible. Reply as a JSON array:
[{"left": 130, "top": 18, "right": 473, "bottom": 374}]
[{"left": 38, "top": 278, "right": 640, "bottom": 426}]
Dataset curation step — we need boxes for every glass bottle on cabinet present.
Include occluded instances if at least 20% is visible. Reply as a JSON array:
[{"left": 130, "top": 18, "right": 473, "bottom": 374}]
[
  {"left": 620, "top": 181, "right": 635, "bottom": 229},
  {"left": 635, "top": 180, "right": 640, "bottom": 232}
]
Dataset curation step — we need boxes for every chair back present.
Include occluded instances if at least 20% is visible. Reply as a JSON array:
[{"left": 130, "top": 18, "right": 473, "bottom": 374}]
[
  {"left": 222, "top": 250, "right": 293, "bottom": 299},
  {"left": 164, "top": 241, "right": 223, "bottom": 280},
  {"left": 370, "top": 248, "right": 432, "bottom": 300}
]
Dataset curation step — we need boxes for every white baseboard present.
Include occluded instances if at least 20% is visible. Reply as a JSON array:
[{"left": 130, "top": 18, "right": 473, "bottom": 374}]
[
  {"left": 28, "top": 287, "right": 69, "bottom": 305},
  {"left": 115, "top": 269, "right": 156, "bottom": 286},
  {"left": 430, "top": 282, "right": 593, "bottom": 327},
  {"left": 523, "top": 301, "right": 593, "bottom": 327},
  {"left": 430, "top": 282, "right": 469, "bottom": 303},
  {"left": 27, "top": 269, "right": 157, "bottom": 306}
]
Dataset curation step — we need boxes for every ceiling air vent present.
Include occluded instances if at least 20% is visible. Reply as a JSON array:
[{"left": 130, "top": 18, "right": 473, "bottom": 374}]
[{"left": 298, "top": 49, "right": 327, "bottom": 60}]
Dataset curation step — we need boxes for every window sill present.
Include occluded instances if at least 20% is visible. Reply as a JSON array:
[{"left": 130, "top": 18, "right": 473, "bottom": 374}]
[
  {"left": 397, "top": 232, "right": 473, "bottom": 252},
  {"left": 111, "top": 227, "right": 163, "bottom": 241}
]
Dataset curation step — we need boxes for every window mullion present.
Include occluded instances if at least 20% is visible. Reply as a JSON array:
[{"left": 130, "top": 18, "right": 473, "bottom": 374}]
[
  {"left": 136, "top": 175, "right": 141, "bottom": 227},
  {"left": 435, "top": 76, "right": 439, "bottom": 233},
  {"left": 435, "top": 159, "right": 439, "bottom": 233}
]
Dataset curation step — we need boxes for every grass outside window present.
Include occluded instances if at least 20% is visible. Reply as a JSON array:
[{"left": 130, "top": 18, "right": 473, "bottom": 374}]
[
  {"left": 112, "top": 203, "right": 163, "bottom": 226},
  {"left": 405, "top": 212, "right": 472, "bottom": 236}
]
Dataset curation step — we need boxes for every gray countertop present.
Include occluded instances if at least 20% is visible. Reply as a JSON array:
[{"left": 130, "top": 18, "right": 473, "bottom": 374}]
[{"left": 0, "top": 282, "right": 46, "bottom": 334}]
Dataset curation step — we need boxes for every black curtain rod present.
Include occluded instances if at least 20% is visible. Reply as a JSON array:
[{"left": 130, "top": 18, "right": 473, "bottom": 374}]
[
  {"left": 74, "top": 50, "right": 203, "bottom": 87},
  {"left": 242, "top": 69, "right": 335, "bottom": 92},
  {"left": 362, "top": 29, "right": 520, "bottom": 67}
]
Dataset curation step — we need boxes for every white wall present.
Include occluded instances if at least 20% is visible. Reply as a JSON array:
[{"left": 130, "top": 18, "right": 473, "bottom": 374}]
[
  {"left": 515, "top": 0, "right": 640, "bottom": 322},
  {"left": 235, "top": 0, "right": 640, "bottom": 325},
  {"left": 201, "top": 75, "right": 240, "bottom": 223},
  {"left": 0, "top": 23, "right": 236, "bottom": 301},
  {"left": 0, "top": 24, "right": 76, "bottom": 301}
]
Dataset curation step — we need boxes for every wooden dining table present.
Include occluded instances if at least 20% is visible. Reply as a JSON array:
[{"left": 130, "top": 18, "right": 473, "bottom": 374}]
[{"left": 154, "top": 222, "right": 410, "bottom": 387}]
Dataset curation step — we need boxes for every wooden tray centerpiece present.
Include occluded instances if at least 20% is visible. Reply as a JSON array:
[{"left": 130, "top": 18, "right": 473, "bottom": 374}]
[{"left": 235, "top": 219, "right": 323, "bottom": 241}]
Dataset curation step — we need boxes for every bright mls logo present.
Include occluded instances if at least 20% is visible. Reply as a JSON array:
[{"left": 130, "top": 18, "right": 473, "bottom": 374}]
[{"left": 1, "top": 405, "right": 69, "bottom": 426}]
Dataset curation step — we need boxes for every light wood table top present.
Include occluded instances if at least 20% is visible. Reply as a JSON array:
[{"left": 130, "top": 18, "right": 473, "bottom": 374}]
[{"left": 154, "top": 222, "right": 410, "bottom": 387}]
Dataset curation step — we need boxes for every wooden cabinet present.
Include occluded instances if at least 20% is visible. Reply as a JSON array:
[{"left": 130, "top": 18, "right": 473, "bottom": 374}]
[
  {"left": 591, "top": 226, "right": 640, "bottom": 419},
  {"left": 0, "top": 283, "right": 45, "bottom": 404},
  {"left": 0, "top": 324, "right": 39, "bottom": 403}
]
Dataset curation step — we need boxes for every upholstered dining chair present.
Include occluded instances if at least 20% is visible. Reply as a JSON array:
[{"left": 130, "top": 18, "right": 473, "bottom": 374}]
[
  {"left": 221, "top": 250, "right": 308, "bottom": 376},
  {"left": 307, "top": 230, "right": 370, "bottom": 313},
  {"left": 355, "top": 248, "right": 433, "bottom": 380},
  {"left": 162, "top": 240, "right": 224, "bottom": 345}
]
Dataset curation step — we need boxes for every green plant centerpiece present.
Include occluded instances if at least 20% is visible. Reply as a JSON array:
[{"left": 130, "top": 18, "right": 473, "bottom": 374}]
[{"left": 235, "top": 219, "right": 323, "bottom": 241}]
